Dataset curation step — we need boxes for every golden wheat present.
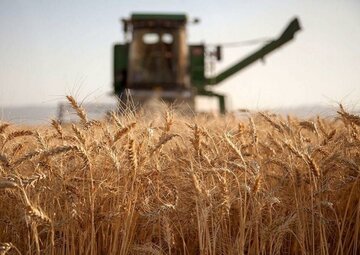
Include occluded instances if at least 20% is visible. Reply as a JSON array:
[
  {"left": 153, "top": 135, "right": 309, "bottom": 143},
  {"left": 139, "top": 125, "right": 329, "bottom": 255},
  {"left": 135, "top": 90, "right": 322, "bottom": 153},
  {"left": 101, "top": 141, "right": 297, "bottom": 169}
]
[{"left": 0, "top": 97, "right": 359, "bottom": 254}]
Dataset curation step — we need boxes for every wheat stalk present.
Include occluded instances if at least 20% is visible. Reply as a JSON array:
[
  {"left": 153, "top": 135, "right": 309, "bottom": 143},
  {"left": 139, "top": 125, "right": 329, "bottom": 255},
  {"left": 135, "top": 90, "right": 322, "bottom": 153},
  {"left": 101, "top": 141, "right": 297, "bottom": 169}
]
[
  {"left": 151, "top": 134, "right": 178, "bottom": 154},
  {"left": 66, "top": 95, "right": 88, "bottom": 125},
  {"left": 338, "top": 104, "right": 360, "bottom": 126},
  {"left": 259, "top": 112, "right": 284, "bottom": 133},
  {"left": 0, "top": 180, "right": 18, "bottom": 189},
  {"left": 51, "top": 119, "right": 63, "bottom": 137},
  {"left": 127, "top": 138, "right": 137, "bottom": 171},
  {"left": 113, "top": 122, "right": 136, "bottom": 144},
  {"left": 72, "top": 124, "right": 86, "bottom": 146},
  {"left": 0, "top": 123, "right": 10, "bottom": 134}
]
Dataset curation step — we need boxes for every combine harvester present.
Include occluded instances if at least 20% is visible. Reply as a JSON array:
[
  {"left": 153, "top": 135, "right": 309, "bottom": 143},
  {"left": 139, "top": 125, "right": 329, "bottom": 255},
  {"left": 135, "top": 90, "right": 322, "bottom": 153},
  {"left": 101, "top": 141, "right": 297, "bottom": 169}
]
[{"left": 113, "top": 13, "right": 301, "bottom": 114}]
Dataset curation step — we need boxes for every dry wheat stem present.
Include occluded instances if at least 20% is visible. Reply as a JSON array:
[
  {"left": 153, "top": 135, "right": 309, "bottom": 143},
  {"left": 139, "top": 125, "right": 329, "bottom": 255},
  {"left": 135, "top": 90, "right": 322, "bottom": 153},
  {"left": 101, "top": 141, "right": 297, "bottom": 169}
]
[{"left": 66, "top": 95, "right": 88, "bottom": 125}]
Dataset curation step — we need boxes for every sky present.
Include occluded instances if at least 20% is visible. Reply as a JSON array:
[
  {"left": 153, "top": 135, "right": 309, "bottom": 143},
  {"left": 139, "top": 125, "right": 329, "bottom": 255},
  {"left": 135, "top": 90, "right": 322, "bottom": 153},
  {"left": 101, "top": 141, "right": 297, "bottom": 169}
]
[{"left": 0, "top": 0, "right": 359, "bottom": 112}]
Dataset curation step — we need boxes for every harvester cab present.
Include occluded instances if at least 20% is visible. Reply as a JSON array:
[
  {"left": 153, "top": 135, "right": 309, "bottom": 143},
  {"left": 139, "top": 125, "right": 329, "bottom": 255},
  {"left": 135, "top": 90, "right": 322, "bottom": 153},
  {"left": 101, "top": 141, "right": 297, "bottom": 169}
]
[{"left": 113, "top": 13, "right": 301, "bottom": 113}]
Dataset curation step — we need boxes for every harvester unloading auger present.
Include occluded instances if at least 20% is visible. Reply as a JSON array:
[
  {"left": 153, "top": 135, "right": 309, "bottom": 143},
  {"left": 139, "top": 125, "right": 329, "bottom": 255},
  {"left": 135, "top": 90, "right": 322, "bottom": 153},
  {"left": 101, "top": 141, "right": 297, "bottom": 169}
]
[{"left": 113, "top": 13, "right": 301, "bottom": 113}]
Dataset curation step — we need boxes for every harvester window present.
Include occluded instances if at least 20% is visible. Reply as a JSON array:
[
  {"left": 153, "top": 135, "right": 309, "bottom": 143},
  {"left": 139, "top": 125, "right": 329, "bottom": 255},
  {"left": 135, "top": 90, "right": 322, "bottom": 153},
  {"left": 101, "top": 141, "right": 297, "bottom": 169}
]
[
  {"left": 162, "top": 33, "right": 173, "bottom": 44},
  {"left": 128, "top": 27, "right": 188, "bottom": 90},
  {"left": 143, "top": 33, "right": 159, "bottom": 44}
]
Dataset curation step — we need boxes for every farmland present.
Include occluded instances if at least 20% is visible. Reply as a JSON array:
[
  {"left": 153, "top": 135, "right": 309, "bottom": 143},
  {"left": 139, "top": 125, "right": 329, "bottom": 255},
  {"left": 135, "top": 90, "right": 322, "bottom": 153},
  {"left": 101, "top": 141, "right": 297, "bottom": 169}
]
[{"left": 0, "top": 97, "right": 359, "bottom": 254}]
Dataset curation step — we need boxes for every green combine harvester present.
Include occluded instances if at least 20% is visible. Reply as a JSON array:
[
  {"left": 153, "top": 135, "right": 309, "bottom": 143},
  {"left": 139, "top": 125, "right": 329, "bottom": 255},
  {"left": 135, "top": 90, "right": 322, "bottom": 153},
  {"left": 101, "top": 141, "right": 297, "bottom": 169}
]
[{"left": 113, "top": 13, "right": 301, "bottom": 113}]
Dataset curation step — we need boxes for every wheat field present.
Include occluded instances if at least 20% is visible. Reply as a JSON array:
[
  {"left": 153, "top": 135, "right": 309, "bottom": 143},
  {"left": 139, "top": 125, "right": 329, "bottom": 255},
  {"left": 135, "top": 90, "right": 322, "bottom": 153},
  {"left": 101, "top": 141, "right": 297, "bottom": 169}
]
[{"left": 0, "top": 97, "right": 359, "bottom": 255}]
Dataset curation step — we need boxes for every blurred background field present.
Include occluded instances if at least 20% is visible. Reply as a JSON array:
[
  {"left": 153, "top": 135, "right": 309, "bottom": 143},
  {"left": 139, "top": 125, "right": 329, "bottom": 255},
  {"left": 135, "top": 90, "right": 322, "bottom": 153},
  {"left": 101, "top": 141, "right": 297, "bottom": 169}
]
[{"left": 1, "top": 0, "right": 360, "bottom": 122}]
